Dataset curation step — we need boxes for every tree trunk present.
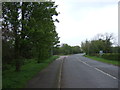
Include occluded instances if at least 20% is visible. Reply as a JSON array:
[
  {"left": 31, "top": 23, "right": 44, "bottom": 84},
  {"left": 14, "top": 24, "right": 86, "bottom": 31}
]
[{"left": 14, "top": 27, "right": 21, "bottom": 72}]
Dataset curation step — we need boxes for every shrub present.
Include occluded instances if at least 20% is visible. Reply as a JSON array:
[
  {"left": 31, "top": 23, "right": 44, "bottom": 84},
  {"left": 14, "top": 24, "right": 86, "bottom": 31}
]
[{"left": 102, "top": 53, "right": 120, "bottom": 61}]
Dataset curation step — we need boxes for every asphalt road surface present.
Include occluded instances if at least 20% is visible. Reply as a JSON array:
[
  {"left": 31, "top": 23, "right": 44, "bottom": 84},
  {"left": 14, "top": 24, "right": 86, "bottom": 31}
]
[{"left": 26, "top": 54, "right": 119, "bottom": 88}]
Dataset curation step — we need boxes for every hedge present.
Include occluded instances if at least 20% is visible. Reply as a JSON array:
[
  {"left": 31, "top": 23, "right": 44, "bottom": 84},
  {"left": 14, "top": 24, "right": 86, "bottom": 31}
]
[{"left": 102, "top": 53, "right": 120, "bottom": 61}]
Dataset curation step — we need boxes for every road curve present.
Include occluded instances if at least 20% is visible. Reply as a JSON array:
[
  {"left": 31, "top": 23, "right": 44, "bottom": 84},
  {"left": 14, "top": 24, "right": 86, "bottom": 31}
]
[
  {"left": 26, "top": 54, "right": 119, "bottom": 88},
  {"left": 61, "top": 54, "right": 119, "bottom": 88}
]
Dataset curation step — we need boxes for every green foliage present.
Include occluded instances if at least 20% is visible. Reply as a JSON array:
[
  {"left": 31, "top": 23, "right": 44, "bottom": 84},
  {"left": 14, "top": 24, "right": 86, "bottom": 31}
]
[
  {"left": 53, "top": 44, "right": 82, "bottom": 55},
  {"left": 111, "top": 46, "right": 120, "bottom": 53},
  {"left": 81, "top": 33, "right": 114, "bottom": 55},
  {"left": 2, "top": 56, "right": 59, "bottom": 88},
  {"left": 85, "top": 55, "right": 120, "bottom": 66},
  {"left": 102, "top": 53, "right": 120, "bottom": 61},
  {"left": 2, "top": 2, "right": 60, "bottom": 71}
]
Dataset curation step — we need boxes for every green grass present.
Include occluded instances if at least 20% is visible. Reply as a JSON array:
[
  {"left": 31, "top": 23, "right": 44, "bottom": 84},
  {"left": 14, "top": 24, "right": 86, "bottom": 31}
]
[
  {"left": 2, "top": 56, "right": 59, "bottom": 88},
  {"left": 84, "top": 55, "right": 120, "bottom": 66}
]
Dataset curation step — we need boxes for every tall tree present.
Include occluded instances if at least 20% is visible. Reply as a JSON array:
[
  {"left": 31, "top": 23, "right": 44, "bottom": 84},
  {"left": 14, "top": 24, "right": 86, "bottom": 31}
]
[
  {"left": 2, "top": 2, "right": 22, "bottom": 71},
  {"left": 2, "top": 2, "right": 60, "bottom": 71}
]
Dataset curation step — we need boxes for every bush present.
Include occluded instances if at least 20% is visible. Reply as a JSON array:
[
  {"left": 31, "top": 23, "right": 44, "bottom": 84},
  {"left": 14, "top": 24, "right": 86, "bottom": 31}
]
[
  {"left": 89, "top": 53, "right": 99, "bottom": 56},
  {"left": 102, "top": 53, "right": 120, "bottom": 61}
]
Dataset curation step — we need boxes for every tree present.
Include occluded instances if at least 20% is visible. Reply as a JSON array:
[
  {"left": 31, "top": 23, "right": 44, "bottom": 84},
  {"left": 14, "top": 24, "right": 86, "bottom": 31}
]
[
  {"left": 81, "top": 33, "right": 114, "bottom": 55},
  {"left": 53, "top": 44, "right": 82, "bottom": 55},
  {"left": 27, "top": 2, "right": 59, "bottom": 63},
  {"left": 2, "top": 2, "right": 22, "bottom": 71},
  {"left": 2, "top": 2, "right": 60, "bottom": 71},
  {"left": 81, "top": 40, "right": 91, "bottom": 55}
]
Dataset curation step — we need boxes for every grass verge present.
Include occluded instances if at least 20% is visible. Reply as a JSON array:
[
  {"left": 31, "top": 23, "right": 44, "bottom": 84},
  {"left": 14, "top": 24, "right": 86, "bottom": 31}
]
[
  {"left": 2, "top": 55, "right": 59, "bottom": 88},
  {"left": 84, "top": 55, "right": 120, "bottom": 66}
]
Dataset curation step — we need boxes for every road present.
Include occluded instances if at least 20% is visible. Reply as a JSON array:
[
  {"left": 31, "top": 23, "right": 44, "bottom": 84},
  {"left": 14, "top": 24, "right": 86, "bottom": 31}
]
[{"left": 26, "top": 54, "right": 119, "bottom": 88}]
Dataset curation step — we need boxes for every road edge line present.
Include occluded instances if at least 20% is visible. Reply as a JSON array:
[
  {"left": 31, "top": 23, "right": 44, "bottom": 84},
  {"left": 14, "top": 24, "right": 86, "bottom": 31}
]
[{"left": 57, "top": 57, "right": 64, "bottom": 88}]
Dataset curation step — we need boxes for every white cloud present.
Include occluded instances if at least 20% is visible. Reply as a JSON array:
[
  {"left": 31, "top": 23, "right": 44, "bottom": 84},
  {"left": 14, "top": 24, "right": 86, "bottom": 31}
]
[{"left": 54, "top": 0, "right": 118, "bottom": 46}]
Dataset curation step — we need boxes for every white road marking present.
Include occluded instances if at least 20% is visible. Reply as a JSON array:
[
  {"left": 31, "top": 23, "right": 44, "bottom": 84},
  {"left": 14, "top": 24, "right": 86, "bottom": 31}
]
[
  {"left": 58, "top": 60, "right": 62, "bottom": 88},
  {"left": 78, "top": 60, "right": 93, "bottom": 67},
  {"left": 82, "top": 62, "right": 93, "bottom": 67},
  {"left": 58, "top": 57, "right": 65, "bottom": 88},
  {"left": 78, "top": 60, "right": 118, "bottom": 80},
  {"left": 94, "top": 68, "right": 117, "bottom": 80}
]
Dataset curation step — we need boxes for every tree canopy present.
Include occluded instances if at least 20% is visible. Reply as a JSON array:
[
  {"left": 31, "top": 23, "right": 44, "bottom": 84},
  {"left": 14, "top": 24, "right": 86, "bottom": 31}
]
[
  {"left": 53, "top": 43, "right": 82, "bottom": 55},
  {"left": 2, "top": 2, "right": 60, "bottom": 71},
  {"left": 81, "top": 33, "right": 115, "bottom": 55}
]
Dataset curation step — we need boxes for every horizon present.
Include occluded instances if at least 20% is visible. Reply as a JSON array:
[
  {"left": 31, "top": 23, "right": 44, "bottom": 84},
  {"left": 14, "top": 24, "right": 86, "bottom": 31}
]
[{"left": 54, "top": 0, "right": 118, "bottom": 46}]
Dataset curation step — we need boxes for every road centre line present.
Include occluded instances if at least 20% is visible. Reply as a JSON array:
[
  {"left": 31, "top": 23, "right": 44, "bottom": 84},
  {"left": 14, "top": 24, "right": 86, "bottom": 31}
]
[
  {"left": 94, "top": 67, "right": 117, "bottom": 80},
  {"left": 78, "top": 60, "right": 93, "bottom": 67},
  {"left": 78, "top": 60, "right": 118, "bottom": 80}
]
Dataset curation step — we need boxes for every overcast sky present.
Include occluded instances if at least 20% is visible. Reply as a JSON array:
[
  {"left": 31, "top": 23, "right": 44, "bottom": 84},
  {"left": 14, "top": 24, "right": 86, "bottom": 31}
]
[{"left": 53, "top": 0, "right": 118, "bottom": 46}]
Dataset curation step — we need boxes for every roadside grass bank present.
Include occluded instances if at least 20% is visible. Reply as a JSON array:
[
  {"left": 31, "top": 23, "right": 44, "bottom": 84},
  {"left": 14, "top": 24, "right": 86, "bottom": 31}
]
[
  {"left": 84, "top": 55, "right": 120, "bottom": 66},
  {"left": 2, "top": 56, "right": 59, "bottom": 88}
]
